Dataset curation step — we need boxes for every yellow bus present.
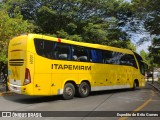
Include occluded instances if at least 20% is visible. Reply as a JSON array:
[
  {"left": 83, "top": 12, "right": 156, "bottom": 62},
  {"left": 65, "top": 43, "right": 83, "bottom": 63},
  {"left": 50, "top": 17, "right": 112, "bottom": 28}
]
[{"left": 8, "top": 34, "right": 146, "bottom": 99}]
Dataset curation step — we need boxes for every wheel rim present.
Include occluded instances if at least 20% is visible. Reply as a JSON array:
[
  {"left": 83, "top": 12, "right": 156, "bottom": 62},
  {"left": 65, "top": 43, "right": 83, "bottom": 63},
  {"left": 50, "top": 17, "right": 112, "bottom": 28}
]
[
  {"left": 65, "top": 87, "right": 73, "bottom": 96},
  {"left": 81, "top": 85, "right": 88, "bottom": 95}
]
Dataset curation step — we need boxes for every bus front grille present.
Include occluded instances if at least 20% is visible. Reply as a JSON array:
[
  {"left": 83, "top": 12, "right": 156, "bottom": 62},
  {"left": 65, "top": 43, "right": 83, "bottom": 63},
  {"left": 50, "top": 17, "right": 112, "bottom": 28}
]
[{"left": 9, "top": 59, "right": 24, "bottom": 66}]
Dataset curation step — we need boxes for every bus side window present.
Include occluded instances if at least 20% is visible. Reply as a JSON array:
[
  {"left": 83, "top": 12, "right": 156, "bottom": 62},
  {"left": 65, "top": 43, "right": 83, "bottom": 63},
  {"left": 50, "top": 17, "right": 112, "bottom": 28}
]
[
  {"left": 43, "top": 40, "right": 54, "bottom": 59},
  {"left": 34, "top": 39, "right": 44, "bottom": 56},
  {"left": 72, "top": 46, "right": 90, "bottom": 62},
  {"left": 119, "top": 54, "right": 138, "bottom": 68},
  {"left": 120, "top": 54, "right": 130, "bottom": 65},
  {"left": 34, "top": 39, "right": 54, "bottom": 59},
  {"left": 103, "top": 51, "right": 114, "bottom": 64},
  {"left": 54, "top": 43, "right": 71, "bottom": 60},
  {"left": 139, "top": 62, "right": 145, "bottom": 75},
  {"left": 91, "top": 49, "right": 103, "bottom": 63},
  {"left": 111, "top": 52, "right": 121, "bottom": 64},
  {"left": 129, "top": 55, "right": 138, "bottom": 68}
]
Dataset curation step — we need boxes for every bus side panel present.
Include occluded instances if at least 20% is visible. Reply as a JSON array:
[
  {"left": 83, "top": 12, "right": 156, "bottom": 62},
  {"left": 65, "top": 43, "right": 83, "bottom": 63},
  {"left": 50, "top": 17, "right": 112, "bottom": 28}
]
[
  {"left": 51, "top": 73, "right": 79, "bottom": 95},
  {"left": 34, "top": 74, "right": 51, "bottom": 95},
  {"left": 105, "top": 65, "right": 129, "bottom": 89},
  {"left": 51, "top": 61, "right": 79, "bottom": 95},
  {"left": 33, "top": 55, "right": 52, "bottom": 95},
  {"left": 91, "top": 64, "right": 109, "bottom": 87}
]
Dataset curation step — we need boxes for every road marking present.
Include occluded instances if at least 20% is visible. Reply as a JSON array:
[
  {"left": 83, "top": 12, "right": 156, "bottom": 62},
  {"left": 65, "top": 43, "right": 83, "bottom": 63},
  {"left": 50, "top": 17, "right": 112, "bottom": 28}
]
[
  {"left": 133, "top": 98, "right": 152, "bottom": 112},
  {"left": 118, "top": 90, "right": 155, "bottom": 120},
  {"left": 151, "top": 90, "right": 155, "bottom": 97}
]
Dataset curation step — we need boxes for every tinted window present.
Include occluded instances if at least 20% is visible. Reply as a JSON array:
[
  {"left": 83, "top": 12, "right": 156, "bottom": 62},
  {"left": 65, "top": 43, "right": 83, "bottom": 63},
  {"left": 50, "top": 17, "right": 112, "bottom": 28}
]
[
  {"left": 103, "top": 50, "right": 137, "bottom": 68},
  {"left": 129, "top": 55, "right": 137, "bottom": 68},
  {"left": 54, "top": 43, "right": 70, "bottom": 60},
  {"left": 34, "top": 38, "right": 137, "bottom": 67},
  {"left": 34, "top": 39, "right": 71, "bottom": 60},
  {"left": 34, "top": 39, "right": 54, "bottom": 59},
  {"left": 104, "top": 51, "right": 120, "bottom": 64},
  {"left": 72, "top": 46, "right": 90, "bottom": 62},
  {"left": 120, "top": 54, "right": 137, "bottom": 68},
  {"left": 134, "top": 52, "right": 144, "bottom": 71},
  {"left": 139, "top": 62, "right": 145, "bottom": 75},
  {"left": 91, "top": 49, "right": 103, "bottom": 63}
]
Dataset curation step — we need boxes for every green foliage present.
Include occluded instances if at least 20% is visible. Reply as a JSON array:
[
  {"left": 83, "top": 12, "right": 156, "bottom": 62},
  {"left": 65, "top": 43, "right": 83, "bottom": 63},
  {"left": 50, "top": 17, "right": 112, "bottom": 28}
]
[
  {"left": 56, "top": 30, "right": 82, "bottom": 42},
  {"left": 132, "top": 0, "right": 160, "bottom": 36},
  {"left": 0, "top": 7, "right": 33, "bottom": 63},
  {"left": 132, "top": 0, "right": 160, "bottom": 66},
  {"left": 83, "top": 23, "right": 108, "bottom": 44},
  {"left": 107, "top": 40, "right": 136, "bottom": 51},
  {"left": 140, "top": 50, "right": 150, "bottom": 65},
  {"left": 148, "top": 38, "right": 160, "bottom": 66},
  {"left": 0, "top": 0, "right": 139, "bottom": 64}
]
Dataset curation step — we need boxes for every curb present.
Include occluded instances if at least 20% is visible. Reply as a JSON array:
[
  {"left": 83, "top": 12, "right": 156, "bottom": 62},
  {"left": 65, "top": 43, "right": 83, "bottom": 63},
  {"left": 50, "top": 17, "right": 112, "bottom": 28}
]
[
  {"left": 147, "top": 82, "right": 160, "bottom": 92},
  {"left": 0, "top": 91, "right": 17, "bottom": 96}
]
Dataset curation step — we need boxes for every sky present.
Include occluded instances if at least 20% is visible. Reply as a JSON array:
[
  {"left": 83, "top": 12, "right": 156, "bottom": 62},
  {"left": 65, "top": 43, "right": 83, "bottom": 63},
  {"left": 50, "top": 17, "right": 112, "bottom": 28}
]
[
  {"left": 123, "top": 0, "right": 151, "bottom": 53},
  {"left": 125, "top": 0, "right": 131, "bottom": 3},
  {"left": 132, "top": 35, "right": 151, "bottom": 53}
]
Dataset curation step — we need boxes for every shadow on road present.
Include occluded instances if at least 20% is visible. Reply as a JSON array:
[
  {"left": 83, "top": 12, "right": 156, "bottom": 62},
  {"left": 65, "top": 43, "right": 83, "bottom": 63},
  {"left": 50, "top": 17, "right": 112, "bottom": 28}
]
[
  {"left": 2, "top": 95, "right": 63, "bottom": 104},
  {"left": 90, "top": 88, "right": 141, "bottom": 96},
  {"left": 2, "top": 88, "right": 143, "bottom": 105}
]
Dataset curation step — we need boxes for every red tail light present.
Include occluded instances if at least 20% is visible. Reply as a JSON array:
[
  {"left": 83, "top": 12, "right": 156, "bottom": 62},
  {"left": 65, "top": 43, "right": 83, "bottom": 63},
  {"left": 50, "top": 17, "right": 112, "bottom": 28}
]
[{"left": 24, "top": 68, "right": 31, "bottom": 85}]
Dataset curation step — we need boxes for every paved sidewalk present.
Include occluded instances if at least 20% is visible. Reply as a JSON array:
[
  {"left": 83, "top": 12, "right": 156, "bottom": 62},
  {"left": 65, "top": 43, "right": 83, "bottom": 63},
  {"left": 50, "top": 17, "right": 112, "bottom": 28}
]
[
  {"left": 147, "top": 81, "right": 160, "bottom": 92},
  {"left": 0, "top": 83, "right": 6, "bottom": 92},
  {"left": 0, "top": 83, "right": 16, "bottom": 96}
]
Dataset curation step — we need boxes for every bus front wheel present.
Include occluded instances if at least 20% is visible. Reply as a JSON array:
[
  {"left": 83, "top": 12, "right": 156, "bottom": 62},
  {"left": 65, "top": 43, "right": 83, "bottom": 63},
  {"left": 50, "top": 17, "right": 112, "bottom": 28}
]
[
  {"left": 78, "top": 82, "right": 90, "bottom": 98},
  {"left": 132, "top": 80, "right": 139, "bottom": 90},
  {"left": 63, "top": 83, "right": 75, "bottom": 100}
]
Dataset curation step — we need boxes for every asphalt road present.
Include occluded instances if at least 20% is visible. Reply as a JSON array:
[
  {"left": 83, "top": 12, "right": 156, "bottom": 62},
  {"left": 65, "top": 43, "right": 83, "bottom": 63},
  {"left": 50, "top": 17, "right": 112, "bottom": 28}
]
[{"left": 0, "top": 83, "right": 160, "bottom": 120}]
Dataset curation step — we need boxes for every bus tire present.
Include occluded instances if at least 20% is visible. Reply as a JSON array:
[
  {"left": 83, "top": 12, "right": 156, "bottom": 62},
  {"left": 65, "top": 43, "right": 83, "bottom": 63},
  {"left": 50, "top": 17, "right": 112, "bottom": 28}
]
[
  {"left": 78, "top": 82, "right": 90, "bottom": 98},
  {"left": 63, "top": 83, "right": 75, "bottom": 100},
  {"left": 132, "top": 80, "right": 138, "bottom": 90}
]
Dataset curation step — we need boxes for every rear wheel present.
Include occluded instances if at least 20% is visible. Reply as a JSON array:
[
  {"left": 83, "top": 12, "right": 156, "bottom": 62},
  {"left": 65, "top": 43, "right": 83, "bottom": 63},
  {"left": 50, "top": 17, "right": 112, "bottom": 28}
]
[
  {"left": 63, "top": 83, "right": 75, "bottom": 100},
  {"left": 78, "top": 82, "right": 90, "bottom": 98}
]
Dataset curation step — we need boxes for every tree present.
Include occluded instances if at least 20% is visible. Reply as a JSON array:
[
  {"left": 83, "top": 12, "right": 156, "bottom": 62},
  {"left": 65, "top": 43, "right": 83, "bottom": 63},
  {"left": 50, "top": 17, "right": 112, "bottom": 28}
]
[
  {"left": 133, "top": 0, "right": 160, "bottom": 36},
  {"left": 131, "top": 0, "right": 160, "bottom": 67},
  {"left": 3, "top": 0, "right": 136, "bottom": 50},
  {"left": 0, "top": 7, "right": 33, "bottom": 63},
  {"left": 148, "top": 38, "right": 160, "bottom": 66},
  {"left": 140, "top": 50, "right": 150, "bottom": 65},
  {"left": 131, "top": 0, "right": 160, "bottom": 38}
]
